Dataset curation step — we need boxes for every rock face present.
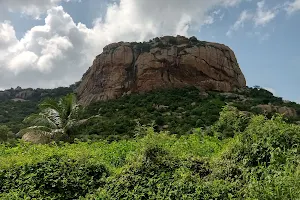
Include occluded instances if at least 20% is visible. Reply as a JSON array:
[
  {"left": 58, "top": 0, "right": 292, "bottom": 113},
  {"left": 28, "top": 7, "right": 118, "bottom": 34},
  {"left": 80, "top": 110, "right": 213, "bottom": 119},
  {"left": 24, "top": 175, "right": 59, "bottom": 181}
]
[
  {"left": 77, "top": 35, "right": 246, "bottom": 105},
  {"left": 15, "top": 89, "right": 34, "bottom": 99},
  {"left": 22, "top": 132, "right": 52, "bottom": 144},
  {"left": 254, "top": 104, "right": 298, "bottom": 118}
]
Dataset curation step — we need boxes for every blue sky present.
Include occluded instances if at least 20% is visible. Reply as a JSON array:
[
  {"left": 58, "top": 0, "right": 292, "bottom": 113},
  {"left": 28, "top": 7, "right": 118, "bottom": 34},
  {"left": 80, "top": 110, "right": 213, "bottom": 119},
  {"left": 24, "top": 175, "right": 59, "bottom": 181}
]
[{"left": 0, "top": 0, "right": 299, "bottom": 102}]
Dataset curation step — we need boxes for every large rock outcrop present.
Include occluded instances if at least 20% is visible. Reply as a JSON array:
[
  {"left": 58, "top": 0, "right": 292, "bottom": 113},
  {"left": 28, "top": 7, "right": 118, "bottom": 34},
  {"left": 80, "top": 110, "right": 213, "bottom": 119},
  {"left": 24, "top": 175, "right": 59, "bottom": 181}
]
[{"left": 77, "top": 35, "right": 246, "bottom": 105}]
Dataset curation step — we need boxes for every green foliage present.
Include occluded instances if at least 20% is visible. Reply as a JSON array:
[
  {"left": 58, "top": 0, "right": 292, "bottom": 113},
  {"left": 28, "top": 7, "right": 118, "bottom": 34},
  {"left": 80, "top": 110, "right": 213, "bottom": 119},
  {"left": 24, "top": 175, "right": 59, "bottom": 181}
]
[
  {"left": 211, "top": 106, "right": 251, "bottom": 139},
  {"left": 0, "top": 156, "right": 108, "bottom": 200},
  {"left": 134, "top": 42, "right": 151, "bottom": 53},
  {"left": 239, "top": 87, "right": 283, "bottom": 105},
  {"left": 75, "top": 87, "right": 225, "bottom": 140},
  {"left": 2, "top": 85, "right": 300, "bottom": 141},
  {"left": 0, "top": 87, "right": 72, "bottom": 134},
  {"left": 0, "top": 101, "right": 38, "bottom": 133},
  {"left": 21, "top": 93, "right": 90, "bottom": 142},
  {"left": 0, "top": 125, "right": 14, "bottom": 143},
  {"left": 2, "top": 85, "right": 300, "bottom": 198},
  {"left": 2, "top": 108, "right": 300, "bottom": 199},
  {"left": 68, "top": 86, "right": 300, "bottom": 141},
  {"left": 224, "top": 114, "right": 300, "bottom": 168}
]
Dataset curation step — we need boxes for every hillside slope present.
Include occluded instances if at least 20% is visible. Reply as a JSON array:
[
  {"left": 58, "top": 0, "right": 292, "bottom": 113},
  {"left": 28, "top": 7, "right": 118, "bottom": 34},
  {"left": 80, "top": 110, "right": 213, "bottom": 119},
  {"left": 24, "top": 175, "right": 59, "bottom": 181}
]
[
  {"left": 0, "top": 85, "right": 299, "bottom": 139},
  {"left": 0, "top": 86, "right": 74, "bottom": 133},
  {"left": 1, "top": 103, "right": 300, "bottom": 199},
  {"left": 74, "top": 86, "right": 300, "bottom": 141}
]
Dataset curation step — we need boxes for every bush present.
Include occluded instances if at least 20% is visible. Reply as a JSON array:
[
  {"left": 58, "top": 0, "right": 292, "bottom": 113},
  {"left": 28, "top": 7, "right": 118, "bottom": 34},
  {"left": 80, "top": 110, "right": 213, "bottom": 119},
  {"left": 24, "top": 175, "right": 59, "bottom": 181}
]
[
  {"left": 83, "top": 145, "right": 236, "bottom": 200},
  {"left": 211, "top": 106, "right": 250, "bottom": 139},
  {"left": 0, "top": 156, "right": 108, "bottom": 200},
  {"left": 0, "top": 125, "right": 15, "bottom": 143},
  {"left": 223, "top": 115, "right": 300, "bottom": 168},
  {"left": 2, "top": 99, "right": 300, "bottom": 199}
]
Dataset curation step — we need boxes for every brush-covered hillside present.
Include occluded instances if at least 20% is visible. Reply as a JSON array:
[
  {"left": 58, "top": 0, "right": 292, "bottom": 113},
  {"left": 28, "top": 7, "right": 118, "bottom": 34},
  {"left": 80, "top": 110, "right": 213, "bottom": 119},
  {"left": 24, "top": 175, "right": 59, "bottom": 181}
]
[
  {"left": 0, "top": 86, "right": 75, "bottom": 133},
  {"left": 74, "top": 86, "right": 300, "bottom": 141},
  {"left": 1, "top": 86, "right": 300, "bottom": 199},
  {"left": 1, "top": 94, "right": 300, "bottom": 199},
  {"left": 1, "top": 86, "right": 300, "bottom": 141}
]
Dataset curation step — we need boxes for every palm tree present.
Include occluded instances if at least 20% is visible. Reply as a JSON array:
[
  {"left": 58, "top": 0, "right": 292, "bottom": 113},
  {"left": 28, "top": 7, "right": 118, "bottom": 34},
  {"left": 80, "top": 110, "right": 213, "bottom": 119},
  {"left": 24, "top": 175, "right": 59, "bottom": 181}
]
[{"left": 20, "top": 93, "right": 96, "bottom": 143}]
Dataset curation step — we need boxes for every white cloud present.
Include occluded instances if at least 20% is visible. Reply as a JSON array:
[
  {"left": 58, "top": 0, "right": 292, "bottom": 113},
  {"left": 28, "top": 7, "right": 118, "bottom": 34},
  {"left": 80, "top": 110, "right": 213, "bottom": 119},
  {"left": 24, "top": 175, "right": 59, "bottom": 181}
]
[
  {"left": 0, "top": 0, "right": 79, "bottom": 18},
  {"left": 254, "top": 1, "right": 277, "bottom": 26},
  {"left": 286, "top": 0, "right": 300, "bottom": 14},
  {"left": 8, "top": 51, "right": 38, "bottom": 73},
  {"left": 227, "top": 1, "right": 279, "bottom": 37},
  {"left": 0, "top": 21, "right": 19, "bottom": 66},
  {"left": 222, "top": 0, "right": 242, "bottom": 7},
  {"left": 204, "top": 15, "right": 215, "bottom": 25},
  {"left": 0, "top": 6, "right": 90, "bottom": 88},
  {"left": 0, "top": 0, "right": 242, "bottom": 89},
  {"left": 0, "top": 21, "right": 18, "bottom": 49},
  {"left": 226, "top": 10, "right": 252, "bottom": 36},
  {"left": 203, "top": 9, "right": 226, "bottom": 26}
]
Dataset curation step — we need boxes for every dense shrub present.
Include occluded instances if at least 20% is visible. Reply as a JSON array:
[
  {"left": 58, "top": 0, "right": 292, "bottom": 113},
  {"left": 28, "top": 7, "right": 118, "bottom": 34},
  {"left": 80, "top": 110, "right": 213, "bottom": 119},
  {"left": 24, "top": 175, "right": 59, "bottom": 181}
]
[
  {"left": 211, "top": 106, "right": 251, "bottom": 139},
  {"left": 0, "top": 156, "right": 108, "bottom": 200},
  {"left": 2, "top": 85, "right": 300, "bottom": 199},
  {"left": 2, "top": 108, "right": 300, "bottom": 199},
  {"left": 2, "top": 86, "right": 300, "bottom": 141},
  {"left": 224, "top": 114, "right": 300, "bottom": 168},
  {"left": 74, "top": 87, "right": 226, "bottom": 140},
  {"left": 0, "top": 125, "right": 14, "bottom": 143},
  {"left": 83, "top": 144, "right": 237, "bottom": 200}
]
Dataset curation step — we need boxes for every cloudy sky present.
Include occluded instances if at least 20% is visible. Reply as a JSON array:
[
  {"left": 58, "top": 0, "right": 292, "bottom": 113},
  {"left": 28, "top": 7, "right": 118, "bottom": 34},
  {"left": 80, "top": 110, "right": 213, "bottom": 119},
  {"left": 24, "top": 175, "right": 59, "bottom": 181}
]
[{"left": 0, "top": 0, "right": 299, "bottom": 101}]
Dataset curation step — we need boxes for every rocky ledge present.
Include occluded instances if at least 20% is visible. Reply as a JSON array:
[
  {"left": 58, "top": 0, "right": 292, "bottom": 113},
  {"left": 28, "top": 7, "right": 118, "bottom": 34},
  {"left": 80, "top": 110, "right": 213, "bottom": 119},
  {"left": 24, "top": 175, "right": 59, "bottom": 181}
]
[{"left": 77, "top": 35, "right": 247, "bottom": 105}]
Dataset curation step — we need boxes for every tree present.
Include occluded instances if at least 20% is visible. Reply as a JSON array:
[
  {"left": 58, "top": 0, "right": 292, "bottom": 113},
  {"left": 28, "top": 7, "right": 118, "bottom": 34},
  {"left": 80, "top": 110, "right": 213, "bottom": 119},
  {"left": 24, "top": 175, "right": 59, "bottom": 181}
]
[
  {"left": 21, "top": 93, "right": 98, "bottom": 142},
  {"left": 0, "top": 125, "right": 13, "bottom": 142}
]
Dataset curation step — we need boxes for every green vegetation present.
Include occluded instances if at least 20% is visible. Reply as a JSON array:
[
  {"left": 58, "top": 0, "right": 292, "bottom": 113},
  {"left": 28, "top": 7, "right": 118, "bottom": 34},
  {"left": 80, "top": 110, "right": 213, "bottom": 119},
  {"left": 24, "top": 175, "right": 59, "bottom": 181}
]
[
  {"left": 74, "top": 87, "right": 300, "bottom": 141},
  {"left": 0, "top": 87, "right": 73, "bottom": 134},
  {"left": 1, "top": 86, "right": 300, "bottom": 142},
  {"left": 132, "top": 42, "right": 152, "bottom": 53},
  {"left": 0, "top": 125, "right": 14, "bottom": 143},
  {"left": 1, "top": 107, "right": 300, "bottom": 199},
  {"left": 75, "top": 87, "right": 225, "bottom": 141},
  {"left": 1, "top": 86, "right": 300, "bottom": 199},
  {"left": 0, "top": 100, "right": 38, "bottom": 133},
  {"left": 20, "top": 94, "right": 82, "bottom": 142}
]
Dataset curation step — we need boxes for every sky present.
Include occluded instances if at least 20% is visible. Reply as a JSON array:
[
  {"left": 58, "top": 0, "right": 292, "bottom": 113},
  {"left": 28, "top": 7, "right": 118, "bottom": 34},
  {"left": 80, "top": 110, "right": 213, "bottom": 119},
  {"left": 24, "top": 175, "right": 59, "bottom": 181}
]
[{"left": 0, "top": 0, "right": 299, "bottom": 102}]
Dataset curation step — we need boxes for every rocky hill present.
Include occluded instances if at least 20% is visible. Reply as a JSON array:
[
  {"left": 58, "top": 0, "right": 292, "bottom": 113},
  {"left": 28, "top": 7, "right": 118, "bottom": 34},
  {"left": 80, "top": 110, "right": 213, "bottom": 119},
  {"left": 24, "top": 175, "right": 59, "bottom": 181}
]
[
  {"left": 0, "top": 86, "right": 75, "bottom": 102},
  {"left": 0, "top": 86, "right": 75, "bottom": 133},
  {"left": 73, "top": 86, "right": 300, "bottom": 141},
  {"left": 77, "top": 35, "right": 246, "bottom": 105}
]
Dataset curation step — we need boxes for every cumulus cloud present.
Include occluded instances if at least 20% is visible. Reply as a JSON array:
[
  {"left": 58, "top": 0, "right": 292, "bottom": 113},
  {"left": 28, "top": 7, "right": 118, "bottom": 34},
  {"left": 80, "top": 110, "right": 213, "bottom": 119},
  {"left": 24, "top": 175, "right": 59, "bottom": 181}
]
[
  {"left": 0, "top": 21, "right": 19, "bottom": 66},
  {"left": 0, "top": 0, "right": 242, "bottom": 89},
  {"left": 0, "top": 0, "right": 78, "bottom": 18},
  {"left": 0, "top": 6, "right": 90, "bottom": 88},
  {"left": 0, "top": 21, "right": 18, "bottom": 49}
]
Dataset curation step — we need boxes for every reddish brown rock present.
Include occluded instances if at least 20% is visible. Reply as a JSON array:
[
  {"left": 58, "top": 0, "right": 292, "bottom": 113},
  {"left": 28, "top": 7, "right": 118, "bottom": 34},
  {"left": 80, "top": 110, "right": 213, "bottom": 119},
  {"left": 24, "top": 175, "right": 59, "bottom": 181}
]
[{"left": 77, "top": 35, "right": 246, "bottom": 105}]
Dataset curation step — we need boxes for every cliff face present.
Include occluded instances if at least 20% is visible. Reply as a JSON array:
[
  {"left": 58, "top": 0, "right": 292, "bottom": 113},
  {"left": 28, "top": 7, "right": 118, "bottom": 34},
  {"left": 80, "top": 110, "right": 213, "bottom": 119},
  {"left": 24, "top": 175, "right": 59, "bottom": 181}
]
[{"left": 77, "top": 35, "right": 246, "bottom": 105}]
